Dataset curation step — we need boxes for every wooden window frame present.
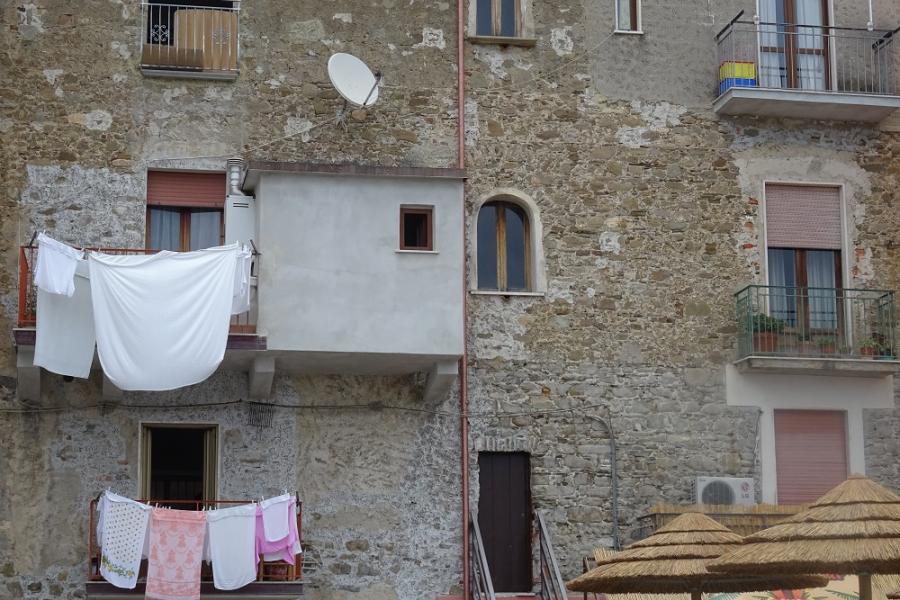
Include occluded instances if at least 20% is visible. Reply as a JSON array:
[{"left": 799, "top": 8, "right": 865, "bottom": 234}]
[
  {"left": 476, "top": 0, "right": 521, "bottom": 37},
  {"left": 759, "top": 0, "right": 831, "bottom": 90},
  {"left": 399, "top": 206, "right": 434, "bottom": 251},
  {"left": 479, "top": 201, "right": 532, "bottom": 292},
  {"left": 145, "top": 206, "right": 225, "bottom": 252},
  {"left": 615, "top": 0, "right": 641, "bottom": 32},
  {"left": 767, "top": 247, "right": 843, "bottom": 335}
]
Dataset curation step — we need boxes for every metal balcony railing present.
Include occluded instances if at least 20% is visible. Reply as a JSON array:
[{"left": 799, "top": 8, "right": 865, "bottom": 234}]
[
  {"left": 17, "top": 245, "right": 256, "bottom": 334},
  {"left": 140, "top": 2, "right": 240, "bottom": 77},
  {"left": 716, "top": 14, "right": 900, "bottom": 98},
  {"left": 735, "top": 285, "right": 897, "bottom": 361},
  {"left": 88, "top": 496, "right": 302, "bottom": 584}
]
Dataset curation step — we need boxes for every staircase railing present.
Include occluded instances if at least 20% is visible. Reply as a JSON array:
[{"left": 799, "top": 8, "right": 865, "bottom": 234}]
[
  {"left": 537, "top": 511, "right": 568, "bottom": 600},
  {"left": 468, "top": 509, "right": 496, "bottom": 600}
]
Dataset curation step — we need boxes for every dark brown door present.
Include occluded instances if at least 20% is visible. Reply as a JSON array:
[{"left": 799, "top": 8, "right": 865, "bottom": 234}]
[{"left": 478, "top": 452, "right": 532, "bottom": 592}]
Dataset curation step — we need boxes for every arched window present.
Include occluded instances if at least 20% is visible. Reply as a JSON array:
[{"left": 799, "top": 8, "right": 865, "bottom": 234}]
[{"left": 477, "top": 201, "right": 530, "bottom": 291}]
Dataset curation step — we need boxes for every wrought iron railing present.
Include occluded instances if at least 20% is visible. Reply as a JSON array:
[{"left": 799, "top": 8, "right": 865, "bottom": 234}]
[
  {"left": 88, "top": 496, "right": 302, "bottom": 583},
  {"left": 468, "top": 510, "right": 496, "bottom": 600},
  {"left": 735, "top": 285, "right": 896, "bottom": 360},
  {"left": 716, "top": 15, "right": 900, "bottom": 97},
  {"left": 536, "top": 511, "right": 568, "bottom": 600},
  {"left": 140, "top": 2, "right": 240, "bottom": 77},
  {"left": 17, "top": 245, "right": 256, "bottom": 333}
]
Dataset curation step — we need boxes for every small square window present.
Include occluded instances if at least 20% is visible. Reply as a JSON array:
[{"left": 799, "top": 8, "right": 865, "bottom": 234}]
[
  {"left": 476, "top": 0, "right": 520, "bottom": 37},
  {"left": 400, "top": 206, "right": 433, "bottom": 251}
]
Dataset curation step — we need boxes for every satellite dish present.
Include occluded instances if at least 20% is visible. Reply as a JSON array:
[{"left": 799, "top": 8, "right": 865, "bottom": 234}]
[{"left": 327, "top": 53, "right": 381, "bottom": 108}]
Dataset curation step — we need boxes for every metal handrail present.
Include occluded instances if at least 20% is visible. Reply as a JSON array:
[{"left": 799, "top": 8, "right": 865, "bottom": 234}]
[
  {"left": 17, "top": 244, "right": 256, "bottom": 332},
  {"left": 726, "top": 19, "right": 896, "bottom": 34},
  {"left": 537, "top": 511, "right": 567, "bottom": 600},
  {"left": 468, "top": 510, "right": 496, "bottom": 600}
]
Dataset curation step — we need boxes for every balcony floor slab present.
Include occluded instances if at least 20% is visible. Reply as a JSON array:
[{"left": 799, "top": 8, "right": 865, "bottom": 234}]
[
  {"left": 734, "top": 355, "right": 900, "bottom": 377},
  {"left": 714, "top": 87, "right": 900, "bottom": 122},
  {"left": 86, "top": 581, "right": 302, "bottom": 599}
]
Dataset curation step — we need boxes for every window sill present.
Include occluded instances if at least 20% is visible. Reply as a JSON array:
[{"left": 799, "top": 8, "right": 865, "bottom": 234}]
[
  {"left": 613, "top": 29, "right": 644, "bottom": 35},
  {"left": 395, "top": 249, "right": 439, "bottom": 254},
  {"left": 470, "top": 289, "right": 545, "bottom": 297},
  {"left": 467, "top": 35, "right": 538, "bottom": 47}
]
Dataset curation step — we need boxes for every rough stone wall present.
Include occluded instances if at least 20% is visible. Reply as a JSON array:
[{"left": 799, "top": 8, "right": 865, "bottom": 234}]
[
  {"left": 1, "top": 2, "right": 464, "bottom": 596},
  {"left": 463, "top": 0, "right": 900, "bottom": 584},
  {"left": 0, "top": 372, "right": 461, "bottom": 600}
]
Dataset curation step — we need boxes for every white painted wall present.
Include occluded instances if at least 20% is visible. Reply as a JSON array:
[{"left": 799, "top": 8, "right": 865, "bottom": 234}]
[
  {"left": 254, "top": 172, "right": 464, "bottom": 364},
  {"left": 725, "top": 366, "right": 894, "bottom": 503}
]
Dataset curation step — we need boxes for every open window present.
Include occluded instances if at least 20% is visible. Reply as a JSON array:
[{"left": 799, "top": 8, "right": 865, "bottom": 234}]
[
  {"left": 140, "top": 424, "right": 218, "bottom": 506},
  {"left": 399, "top": 206, "right": 434, "bottom": 251}
]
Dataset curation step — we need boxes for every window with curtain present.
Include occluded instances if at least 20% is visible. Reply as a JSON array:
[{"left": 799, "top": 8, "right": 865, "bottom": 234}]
[
  {"left": 475, "top": 0, "right": 520, "bottom": 37},
  {"left": 615, "top": 0, "right": 640, "bottom": 32},
  {"left": 477, "top": 201, "right": 530, "bottom": 292},
  {"left": 758, "top": 0, "right": 829, "bottom": 91},
  {"left": 146, "top": 170, "right": 225, "bottom": 251}
]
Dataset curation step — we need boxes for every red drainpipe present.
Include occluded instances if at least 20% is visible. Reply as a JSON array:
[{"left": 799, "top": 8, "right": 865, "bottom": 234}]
[{"left": 456, "top": 0, "right": 469, "bottom": 596}]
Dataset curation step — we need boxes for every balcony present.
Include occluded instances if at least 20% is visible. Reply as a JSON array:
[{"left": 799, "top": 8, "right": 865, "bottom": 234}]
[
  {"left": 714, "top": 14, "right": 900, "bottom": 122},
  {"left": 139, "top": 2, "right": 240, "bottom": 80},
  {"left": 734, "top": 285, "right": 900, "bottom": 377},
  {"left": 14, "top": 245, "right": 265, "bottom": 400},
  {"left": 85, "top": 496, "right": 302, "bottom": 599}
]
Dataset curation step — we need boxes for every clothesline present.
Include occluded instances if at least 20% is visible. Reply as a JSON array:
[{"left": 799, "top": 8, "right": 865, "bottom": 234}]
[
  {"left": 24, "top": 230, "right": 262, "bottom": 256},
  {"left": 96, "top": 490, "right": 302, "bottom": 598}
]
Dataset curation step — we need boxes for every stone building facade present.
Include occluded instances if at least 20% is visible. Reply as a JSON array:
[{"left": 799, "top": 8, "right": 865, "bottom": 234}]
[{"left": 3, "top": 1, "right": 900, "bottom": 600}]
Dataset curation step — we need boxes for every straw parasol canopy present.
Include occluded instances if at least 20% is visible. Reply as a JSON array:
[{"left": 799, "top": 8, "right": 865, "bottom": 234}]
[
  {"left": 568, "top": 512, "right": 828, "bottom": 600},
  {"left": 708, "top": 475, "right": 900, "bottom": 600}
]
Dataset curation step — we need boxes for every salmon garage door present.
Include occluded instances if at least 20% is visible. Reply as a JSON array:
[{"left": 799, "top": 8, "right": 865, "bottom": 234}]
[{"left": 774, "top": 409, "right": 848, "bottom": 504}]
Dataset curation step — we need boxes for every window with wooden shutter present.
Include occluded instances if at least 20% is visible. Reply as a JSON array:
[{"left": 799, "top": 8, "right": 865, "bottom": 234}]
[
  {"left": 146, "top": 171, "right": 225, "bottom": 251},
  {"left": 774, "top": 409, "right": 848, "bottom": 504}
]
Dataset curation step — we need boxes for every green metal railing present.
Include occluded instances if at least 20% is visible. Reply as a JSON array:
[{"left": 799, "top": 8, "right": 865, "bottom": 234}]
[{"left": 735, "top": 285, "right": 896, "bottom": 360}]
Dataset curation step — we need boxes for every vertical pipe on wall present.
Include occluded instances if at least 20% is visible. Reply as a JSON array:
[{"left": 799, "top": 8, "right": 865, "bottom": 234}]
[{"left": 456, "top": 0, "right": 469, "bottom": 596}]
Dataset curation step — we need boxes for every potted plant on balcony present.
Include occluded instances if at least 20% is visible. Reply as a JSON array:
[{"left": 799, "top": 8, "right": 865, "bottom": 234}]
[
  {"left": 797, "top": 332, "right": 817, "bottom": 356},
  {"left": 816, "top": 335, "right": 838, "bottom": 356},
  {"left": 857, "top": 337, "right": 881, "bottom": 359},
  {"left": 751, "top": 313, "right": 785, "bottom": 354}
]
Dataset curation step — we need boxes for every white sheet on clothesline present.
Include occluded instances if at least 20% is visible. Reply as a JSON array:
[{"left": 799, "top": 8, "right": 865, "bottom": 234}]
[{"left": 88, "top": 244, "right": 239, "bottom": 391}]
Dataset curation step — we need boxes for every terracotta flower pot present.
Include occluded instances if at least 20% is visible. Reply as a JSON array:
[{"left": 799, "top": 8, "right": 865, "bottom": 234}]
[
  {"left": 859, "top": 346, "right": 877, "bottom": 358},
  {"left": 753, "top": 332, "right": 779, "bottom": 353}
]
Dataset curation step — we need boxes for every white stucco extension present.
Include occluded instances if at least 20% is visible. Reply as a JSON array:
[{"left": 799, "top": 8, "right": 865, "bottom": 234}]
[
  {"left": 249, "top": 169, "right": 465, "bottom": 374},
  {"left": 725, "top": 366, "right": 894, "bottom": 503}
]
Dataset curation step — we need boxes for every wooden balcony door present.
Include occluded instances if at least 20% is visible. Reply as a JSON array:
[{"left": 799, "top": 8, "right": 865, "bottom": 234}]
[
  {"left": 759, "top": 0, "right": 830, "bottom": 91},
  {"left": 478, "top": 452, "right": 532, "bottom": 593}
]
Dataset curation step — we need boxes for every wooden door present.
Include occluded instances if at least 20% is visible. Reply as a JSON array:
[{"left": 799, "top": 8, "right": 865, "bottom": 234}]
[{"left": 478, "top": 452, "right": 532, "bottom": 593}]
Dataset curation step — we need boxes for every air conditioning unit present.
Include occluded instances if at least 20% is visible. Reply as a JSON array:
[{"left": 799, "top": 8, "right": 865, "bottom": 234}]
[{"left": 695, "top": 476, "right": 755, "bottom": 506}]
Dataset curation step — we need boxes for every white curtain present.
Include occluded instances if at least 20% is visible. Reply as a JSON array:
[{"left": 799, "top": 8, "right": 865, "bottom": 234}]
[
  {"left": 149, "top": 207, "right": 181, "bottom": 251},
  {"left": 807, "top": 250, "right": 838, "bottom": 330},
  {"left": 796, "top": 0, "right": 826, "bottom": 90},
  {"left": 759, "top": 0, "right": 787, "bottom": 89},
  {"left": 767, "top": 249, "right": 797, "bottom": 326},
  {"left": 189, "top": 210, "right": 221, "bottom": 251},
  {"left": 616, "top": 0, "right": 633, "bottom": 30}
]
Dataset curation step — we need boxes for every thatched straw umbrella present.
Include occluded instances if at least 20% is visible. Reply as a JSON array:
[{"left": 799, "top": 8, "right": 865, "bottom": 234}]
[
  {"left": 708, "top": 475, "right": 900, "bottom": 600},
  {"left": 567, "top": 512, "right": 828, "bottom": 600}
]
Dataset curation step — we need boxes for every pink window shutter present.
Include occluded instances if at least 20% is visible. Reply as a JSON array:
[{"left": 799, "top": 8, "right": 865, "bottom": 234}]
[
  {"left": 774, "top": 410, "right": 849, "bottom": 504},
  {"left": 765, "top": 184, "right": 842, "bottom": 249}
]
